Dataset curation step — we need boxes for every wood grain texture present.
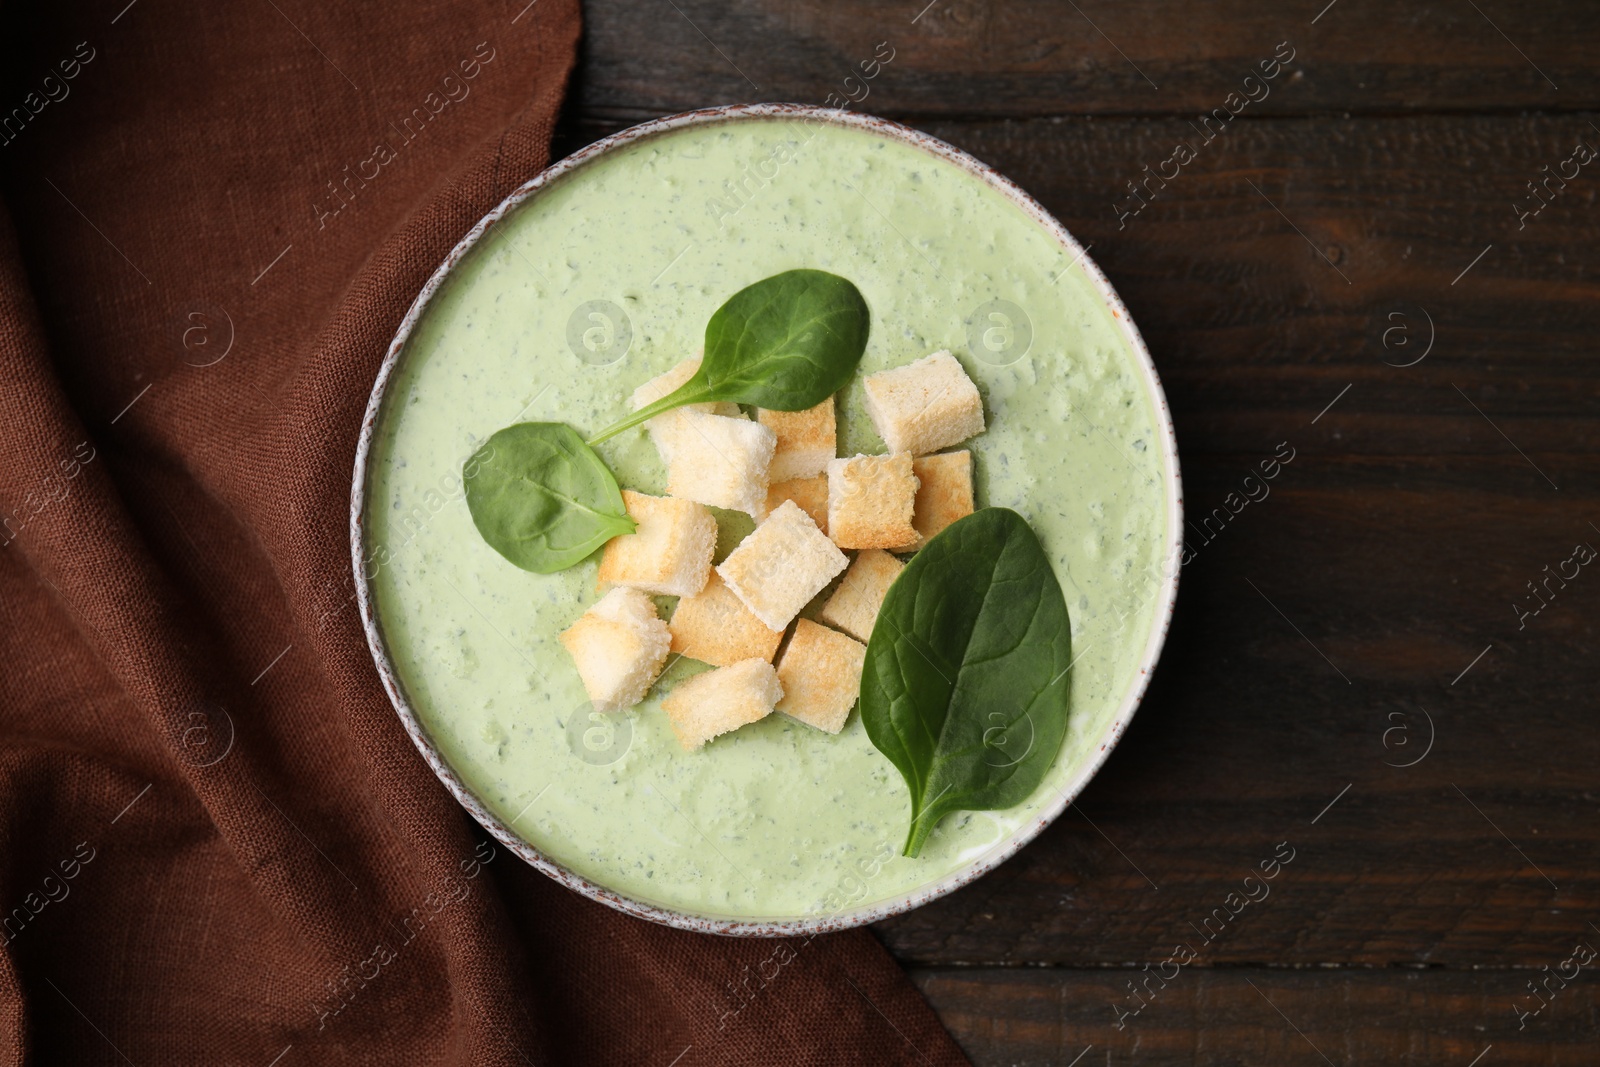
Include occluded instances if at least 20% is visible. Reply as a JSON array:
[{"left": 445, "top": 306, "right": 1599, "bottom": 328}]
[
  {"left": 570, "top": 0, "right": 1596, "bottom": 118},
  {"left": 913, "top": 968, "right": 1599, "bottom": 1066},
  {"left": 558, "top": 0, "right": 1600, "bottom": 1060}
]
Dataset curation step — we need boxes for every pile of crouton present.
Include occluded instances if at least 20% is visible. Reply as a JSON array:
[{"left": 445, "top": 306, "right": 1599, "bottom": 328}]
[{"left": 558, "top": 350, "right": 984, "bottom": 751}]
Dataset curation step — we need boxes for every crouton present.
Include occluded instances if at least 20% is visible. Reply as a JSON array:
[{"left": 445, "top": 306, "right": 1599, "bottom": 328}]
[
  {"left": 909, "top": 450, "right": 975, "bottom": 548},
  {"left": 862, "top": 350, "right": 985, "bottom": 456},
  {"left": 757, "top": 398, "right": 836, "bottom": 482},
  {"left": 816, "top": 549, "right": 903, "bottom": 643},
  {"left": 661, "top": 412, "right": 776, "bottom": 518},
  {"left": 660, "top": 658, "right": 783, "bottom": 750},
  {"left": 775, "top": 620, "right": 866, "bottom": 734},
  {"left": 762, "top": 474, "right": 829, "bottom": 534},
  {"left": 558, "top": 587, "right": 671, "bottom": 713},
  {"left": 716, "top": 500, "right": 848, "bottom": 631},
  {"left": 669, "top": 571, "right": 783, "bottom": 667},
  {"left": 597, "top": 491, "right": 717, "bottom": 597},
  {"left": 827, "top": 453, "right": 919, "bottom": 550},
  {"left": 629, "top": 357, "right": 741, "bottom": 462}
]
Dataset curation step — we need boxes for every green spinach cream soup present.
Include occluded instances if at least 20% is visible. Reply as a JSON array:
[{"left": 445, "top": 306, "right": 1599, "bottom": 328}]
[{"left": 364, "top": 115, "right": 1171, "bottom": 921}]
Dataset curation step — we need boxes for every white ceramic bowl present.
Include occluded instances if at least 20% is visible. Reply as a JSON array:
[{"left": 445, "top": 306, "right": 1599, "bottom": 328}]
[{"left": 351, "top": 103, "right": 1182, "bottom": 937}]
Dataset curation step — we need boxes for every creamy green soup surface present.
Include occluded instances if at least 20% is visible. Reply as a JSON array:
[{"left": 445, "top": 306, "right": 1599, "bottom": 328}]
[{"left": 365, "top": 116, "right": 1170, "bottom": 922}]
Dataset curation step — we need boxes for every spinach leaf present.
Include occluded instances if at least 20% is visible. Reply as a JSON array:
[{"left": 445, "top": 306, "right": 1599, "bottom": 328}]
[
  {"left": 462, "top": 422, "right": 635, "bottom": 573},
  {"left": 587, "top": 269, "right": 869, "bottom": 444},
  {"left": 860, "top": 508, "right": 1074, "bottom": 857}
]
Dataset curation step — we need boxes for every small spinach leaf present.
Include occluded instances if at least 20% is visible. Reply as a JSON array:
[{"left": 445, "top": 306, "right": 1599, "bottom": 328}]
[
  {"left": 463, "top": 422, "right": 635, "bottom": 573},
  {"left": 696, "top": 267, "right": 871, "bottom": 408},
  {"left": 860, "top": 507, "right": 1074, "bottom": 857},
  {"left": 588, "top": 269, "right": 869, "bottom": 443}
]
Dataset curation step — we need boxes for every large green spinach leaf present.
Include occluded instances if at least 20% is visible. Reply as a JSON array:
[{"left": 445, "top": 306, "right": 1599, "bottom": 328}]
[
  {"left": 587, "top": 269, "right": 869, "bottom": 444},
  {"left": 462, "top": 422, "right": 635, "bottom": 573},
  {"left": 860, "top": 507, "right": 1074, "bottom": 857}
]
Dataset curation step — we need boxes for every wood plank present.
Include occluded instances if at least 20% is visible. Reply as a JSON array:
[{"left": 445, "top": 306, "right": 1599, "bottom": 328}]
[
  {"left": 912, "top": 967, "right": 1599, "bottom": 1066},
  {"left": 572, "top": 0, "right": 1598, "bottom": 118}
]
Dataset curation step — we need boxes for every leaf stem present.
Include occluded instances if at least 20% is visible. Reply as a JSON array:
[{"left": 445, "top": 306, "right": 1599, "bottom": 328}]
[
  {"left": 902, "top": 807, "right": 937, "bottom": 858},
  {"left": 585, "top": 377, "right": 718, "bottom": 445}
]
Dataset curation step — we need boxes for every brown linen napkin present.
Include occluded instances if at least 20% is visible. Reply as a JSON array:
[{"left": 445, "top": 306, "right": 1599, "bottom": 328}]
[{"left": 0, "top": 2, "right": 970, "bottom": 1064}]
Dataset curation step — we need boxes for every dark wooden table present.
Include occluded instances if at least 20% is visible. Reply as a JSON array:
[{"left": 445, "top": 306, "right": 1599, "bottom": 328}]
[{"left": 556, "top": 2, "right": 1600, "bottom": 1063}]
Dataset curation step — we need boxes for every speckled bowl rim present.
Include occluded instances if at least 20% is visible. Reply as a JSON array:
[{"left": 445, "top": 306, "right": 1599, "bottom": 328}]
[{"left": 351, "top": 103, "right": 1183, "bottom": 938}]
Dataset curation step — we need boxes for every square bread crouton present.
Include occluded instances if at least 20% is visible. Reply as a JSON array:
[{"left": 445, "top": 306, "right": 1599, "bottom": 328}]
[
  {"left": 816, "top": 549, "right": 903, "bottom": 643},
  {"left": 757, "top": 398, "right": 836, "bottom": 482},
  {"left": 629, "top": 357, "right": 741, "bottom": 463},
  {"left": 862, "top": 350, "right": 985, "bottom": 456},
  {"left": 716, "top": 500, "right": 848, "bottom": 630},
  {"left": 662, "top": 412, "right": 775, "bottom": 518},
  {"left": 669, "top": 571, "right": 783, "bottom": 667},
  {"left": 775, "top": 619, "right": 866, "bottom": 734},
  {"left": 660, "top": 658, "right": 783, "bottom": 750},
  {"left": 827, "top": 453, "right": 919, "bottom": 550},
  {"left": 910, "top": 450, "right": 975, "bottom": 548},
  {"left": 558, "top": 587, "right": 671, "bottom": 713},
  {"left": 762, "top": 473, "right": 829, "bottom": 534},
  {"left": 597, "top": 491, "right": 717, "bottom": 597}
]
